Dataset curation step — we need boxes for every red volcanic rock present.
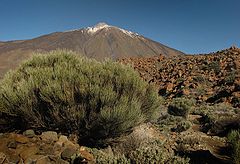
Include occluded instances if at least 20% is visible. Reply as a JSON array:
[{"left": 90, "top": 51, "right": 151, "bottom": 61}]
[{"left": 119, "top": 47, "right": 240, "bottom": 107}]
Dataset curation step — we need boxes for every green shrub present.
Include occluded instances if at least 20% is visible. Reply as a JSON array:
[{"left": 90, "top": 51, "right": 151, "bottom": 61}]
[
  {"left": 172, "top": 120, "right": 192, "bottom": 133},
  {"left": 227, "top": 130, "right": 240, "bottom": 164},
  {"left": 228, "top": 130, "right": 240, "bottom": 146},
  {"left": 156, "top": 114, "right": 187, "bottom": 132},
  {"left": 88, "top": 148, "right": 130, "bottom": 164},
  {"left": 195, "top": 85, "right": 207, "bottom": 97},
  {"left": 128, "top": 140, "right": 189, "bottom": 164},
  {"left": 88, "top": 140, "right": 189, "bottom": 164},
  {"left": 0, "top": 50, "right": 161, "bottom": 145},
  {"left": 113, "top": 123, "right": 156, "bottom": 155},
  {"left": 193, "top": 75, "right": 206, "bottom": 83},
  {"left": 176, "top": 135, "right": 202, "bottom": 148},
  {"left": 208, "top": 61, "right": 221, "bottom": 73},
  {"left": 225, "top": 70, "right": 236, "bottom": 84},
  {"left": 193, "top": 103, "right": 214, "bottom": 116},
  {"left": 168, "top": 98, "right": 194, "bottom": 118}
]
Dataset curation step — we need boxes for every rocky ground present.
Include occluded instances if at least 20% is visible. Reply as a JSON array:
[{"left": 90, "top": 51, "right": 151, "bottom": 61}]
[
  {"left": 0, "top": 118, "right": 233, "bottom": 164},
  {"left": 118, "top": 46, "right": 240, "bottom": 163},
  {"left": 173, "top": 114, "right": 232, "bottom": 163},
  {"left": 120, "top": 46, "right": 240, "bottom": 108},
  {"left": 0, "top": 47, "right": 239, "bottom": 163},
  {"left": 0, "top": 130, "right": 94, "bottom": 163}
]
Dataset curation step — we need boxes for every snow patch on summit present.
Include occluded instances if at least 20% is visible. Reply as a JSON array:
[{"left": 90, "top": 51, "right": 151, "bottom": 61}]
[
  {"left": 119, "top": 28, "right": 139, "bottom": 38},
  {"left": 86, "top": 22, "right": 111, "bottom": 34},
  {"left": 65, "top": 22, "right": 140, "bottom": 38},
  {"left": 86, "top": 22, "right": 139, "bottom": 38}
]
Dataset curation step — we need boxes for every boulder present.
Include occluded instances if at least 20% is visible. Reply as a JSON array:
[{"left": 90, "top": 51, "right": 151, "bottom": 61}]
[
  {"left": 23, "top": 129, "right": 35, "bottom": 138},
  {"left": 24, "top": 155, "right": 45, "bottom": 163},
  {"left": 79, "top": 148, "right": 94, "bottom": 162},
  {"left": 36, "top": 156, "right": 52, "bottom": 164},
  {"left": 19, "top": 145, "right": 39, "bottom": 160},
  {"left": 15, "top": 134, "right": 29, "bottom": 144},
  {"left": 41, "top": 131, "right": 58, "bottom": 142},
  {"left": 61, "top": 147, "right": 77, "bottom": 161}
]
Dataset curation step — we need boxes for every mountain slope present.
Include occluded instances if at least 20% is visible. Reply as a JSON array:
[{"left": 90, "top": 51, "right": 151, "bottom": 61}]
[{"left": 0, "top": 23, "right": 184, "bottom": 78}]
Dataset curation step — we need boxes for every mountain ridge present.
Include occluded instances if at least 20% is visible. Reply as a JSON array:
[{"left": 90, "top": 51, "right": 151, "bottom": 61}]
[{"left": 0, "top": 22, "right": 184, "bottom": 78}]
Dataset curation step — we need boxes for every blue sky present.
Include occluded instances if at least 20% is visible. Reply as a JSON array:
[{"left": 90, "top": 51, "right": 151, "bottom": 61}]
[{"left": 0, "top": 0, "right": 239, "bottom": 54}]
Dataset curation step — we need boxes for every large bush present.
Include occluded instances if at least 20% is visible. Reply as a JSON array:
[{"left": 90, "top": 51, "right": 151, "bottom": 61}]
[{"left": 0, "top": 50, "right": 161, "bottom": 145}]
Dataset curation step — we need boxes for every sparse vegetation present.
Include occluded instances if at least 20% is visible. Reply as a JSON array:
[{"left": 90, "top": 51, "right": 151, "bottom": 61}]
[
  {"left": 0, "top": 46, "right": 239, "bottom": 163},
  {"left": 224, "top": 70, "right": 236, "bottom": 84},
  {"left": 88, "top": 148, "right": 130, "bottom": 164},
  {"left": 195, "top": 103, "right": 240, "bottom": 135},
  {"left": 156, "top": 114, "right": 191, "bottom": 133},
  {"left": 193, "top": 75, "right": 206, "bottom": 83},
  {"left": 195, "top": 85, "right": 207, "bottom": 97},
  {"left": 113, "top": 123, "right": 155, "bottom": 155},
  {"left": 0, "top": 50, "right": 161, "bottom": 146},
  {"left": 88, "top": 140, "right": 189, "bottom": 164},
  {"left": 172, "top": 120, "right": 192, "bottom": 133},
  {"left": 176, "top": 135, "right": 202, "bottom": 153},
  {"left": 128, "top": 140, "right": 189, "bottom": 164},
  {"left": 168, "top": 98, "right": 195, "bottom": 118},
  {"left": 207, "top": 61, "right": 221, "bottom": 73},
  {"left": 227, "top": 130, "right": 240, "bottom": 164}
]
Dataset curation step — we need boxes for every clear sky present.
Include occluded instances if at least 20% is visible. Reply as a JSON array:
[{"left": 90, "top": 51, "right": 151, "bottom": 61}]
[{"left": 0, "top": 0, "right": 239, "bottom": 54}]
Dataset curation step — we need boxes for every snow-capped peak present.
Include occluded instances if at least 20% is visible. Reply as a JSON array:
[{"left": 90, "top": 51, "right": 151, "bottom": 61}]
[
  {"left": 86, "top": 22, "right": 111, "bottom": 34},
  {"left": 86, "top": 22, "right": 139, "bottom": 38},
  {"left": 65, "top": 22, "right": 140, "bottom": 38}
]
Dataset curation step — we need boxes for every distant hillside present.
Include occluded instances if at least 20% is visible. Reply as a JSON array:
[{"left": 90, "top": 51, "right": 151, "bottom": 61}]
[{"left": 0, "top": 22, "right": 184, "bottom": 78}]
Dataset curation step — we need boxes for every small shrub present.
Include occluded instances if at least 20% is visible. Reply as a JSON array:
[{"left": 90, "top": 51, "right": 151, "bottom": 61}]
[
  {"left": 176, "top": 77, "right": 184, "bottom": 83},
  {"left": 195, "top": 85, "right": 207, "bottom": 97},
  {"left": 228, "top": 130, "right": 240, "bottom": 146},
  {"left": 128, "top": 140, "right": 189, "bottom": 164},
  {"left": 88, "top": 140, "right": 189, "bottom": 164},
  {"left": 88, "top": 148, "right": 130, "bottom": 164},
  {"left": 176, "top": 135, "right": 202, "bottom": 153},
  {"left": 0, "top": 50, "right": 161, "bottom": 146},
  {"left": 156, "top": 114, "right": 184, "bottom": 132},
  {"left": 193, "top": 75, "right": 206, "bottom": 83},
  {"left": 193, "top": 104, "right": 214, "bottom": 116},
  {"left": 113, "top": 123, "right": 156, "bottom": 155},
  {"left": 172, "top": 120, "right": 192, "bottom": 133},
  {"left": 169, "top": 156, "right": 190, "bottom": 164},
  {"left": 227, "top": 130, "right": 240, "bottom": 164},
  {"left": 168, "top": 98, "right": 194, "bottom": 118},
  {"left": 208, "top": 61, "right": 221, "bottom": 74},
  {"left": 225, "top": 70, "right": 236, "bottom": 84}
]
